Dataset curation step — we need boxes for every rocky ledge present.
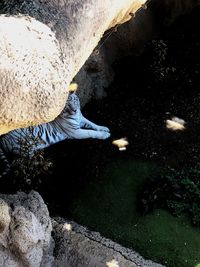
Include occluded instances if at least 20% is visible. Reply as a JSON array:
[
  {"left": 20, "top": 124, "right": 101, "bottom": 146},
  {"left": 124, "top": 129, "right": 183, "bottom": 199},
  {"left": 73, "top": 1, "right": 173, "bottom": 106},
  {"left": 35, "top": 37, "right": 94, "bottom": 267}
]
[{"left": 0, "top": 191, "right": 164, "bottom": 267}]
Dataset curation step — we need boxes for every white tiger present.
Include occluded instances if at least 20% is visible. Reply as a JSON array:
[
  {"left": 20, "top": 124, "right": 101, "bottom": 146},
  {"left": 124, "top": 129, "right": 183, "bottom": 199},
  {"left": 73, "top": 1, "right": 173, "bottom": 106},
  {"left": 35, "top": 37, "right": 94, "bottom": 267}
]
[{"left": 0, "top": 92, "right": 110, "bottom": 177}]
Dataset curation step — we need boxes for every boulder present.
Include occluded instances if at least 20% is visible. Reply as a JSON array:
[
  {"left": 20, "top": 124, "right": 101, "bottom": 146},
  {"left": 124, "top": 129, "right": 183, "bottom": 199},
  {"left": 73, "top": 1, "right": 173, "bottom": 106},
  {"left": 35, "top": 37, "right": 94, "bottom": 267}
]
[
  {"left": 0, "top": 0, "right": 146, "bottom": 135},
  {"left": 0, "top": 191, "right": 53, "bottom": 267}
]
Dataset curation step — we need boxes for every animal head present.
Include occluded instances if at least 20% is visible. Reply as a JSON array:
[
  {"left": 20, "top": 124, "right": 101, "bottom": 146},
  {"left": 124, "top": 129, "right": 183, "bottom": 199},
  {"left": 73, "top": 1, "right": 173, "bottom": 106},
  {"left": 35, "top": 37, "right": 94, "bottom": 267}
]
[{"left": 62, "top": 92, "right": 80, "bottom": 115}]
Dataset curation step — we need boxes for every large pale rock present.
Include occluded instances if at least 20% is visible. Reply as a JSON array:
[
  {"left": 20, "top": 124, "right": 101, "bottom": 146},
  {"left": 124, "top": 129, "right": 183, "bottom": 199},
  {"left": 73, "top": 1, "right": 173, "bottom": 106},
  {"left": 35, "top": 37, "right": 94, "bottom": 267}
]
[
  {"left": 0, "top": 0, "right": 146, "bottom": 135},
  {"left": 0, "top": 191, "right": 53, "bottom": 267},
  {"left": 0, "top": 0, "right": 199, "bottom": 135}
]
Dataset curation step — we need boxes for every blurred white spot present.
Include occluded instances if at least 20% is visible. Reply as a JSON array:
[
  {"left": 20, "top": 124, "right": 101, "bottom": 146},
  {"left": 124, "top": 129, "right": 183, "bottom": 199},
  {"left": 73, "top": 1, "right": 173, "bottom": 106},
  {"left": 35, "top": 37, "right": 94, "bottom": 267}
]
[
  {"left": 166, "top": 116, "right": 186, "bottom": 131},
  {"left": 68, "top": 82, "right": 78, "bottom": 92},
  {"left": 106, "top": 259, "right": 119, "bottom": 267},
  {"left": 172, "top": 116, "right": 185, "bottom": 125},
  {"left": 112, "top": 138, "right": 129, "bottom": 151},
  {"left": 119, "top": 147, "right": 126, "bottom": 151},
  {"left": 63, "top": 223, "right": 72, "bottom": 231}
]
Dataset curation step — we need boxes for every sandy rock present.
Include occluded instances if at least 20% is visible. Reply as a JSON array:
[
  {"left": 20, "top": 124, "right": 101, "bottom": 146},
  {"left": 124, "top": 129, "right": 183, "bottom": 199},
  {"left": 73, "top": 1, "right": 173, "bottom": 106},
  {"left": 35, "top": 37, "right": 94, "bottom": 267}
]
[
  {"left": 0, "top": 0, "right": 146, "bottom": 135},
  {"left": 0, "top": 1, "right": 198, "bottom": 134},
  {"left": 0, "top": 191, "right": 53, "bottom": 267}
]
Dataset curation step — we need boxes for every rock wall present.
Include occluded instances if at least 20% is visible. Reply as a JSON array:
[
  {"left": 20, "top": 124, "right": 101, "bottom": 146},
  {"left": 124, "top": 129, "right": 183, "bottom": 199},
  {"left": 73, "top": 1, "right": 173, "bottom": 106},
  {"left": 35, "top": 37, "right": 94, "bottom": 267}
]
[
  {"left": 0, "top": 0, "right": 199, "bottom": 134},
  {"left": 0, "top": 191, "right": 53, "bottom": 267},
  {"left": 70, "top": 0, "right": 200, "bottom": 107},
  {"left": 0, "top": 0, "right": 146, "bottom": 135},
  {"left": 74, "top": 48, "right": 114, "bottom": 107},
  {"left": 0, "top": 190, "right": 165, "bottom": 267},
  {"left": 103, "top": 0, "right": 200, "bottom": 62}
]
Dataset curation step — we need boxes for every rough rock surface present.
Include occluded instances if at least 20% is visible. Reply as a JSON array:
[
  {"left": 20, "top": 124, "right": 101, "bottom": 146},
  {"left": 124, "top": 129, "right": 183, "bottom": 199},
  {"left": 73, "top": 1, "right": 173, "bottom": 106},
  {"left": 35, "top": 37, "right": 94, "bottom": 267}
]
[
  {"left": 104, "top": 0, "right": 200, "bottom": 62},
  {"left": 52, "top": 218, "right": 165, "bottom": 267},
  {"left": 0, "top": 191, "right": 53, "bottom": 267},
  {"left": 0, "top": 190, "right": 166, "bottom": 267},
  {"left": 74, "top": 0, "right": 200, "bottom": 108},
  {"left": 0, "top": 1, "right": 199, "bottom": 134},
  {"left": 74, "top": 48, "right": 114, "bottom": 107},
  {"left": 0, "top": 0, "right": 146, "bottom": 135}
]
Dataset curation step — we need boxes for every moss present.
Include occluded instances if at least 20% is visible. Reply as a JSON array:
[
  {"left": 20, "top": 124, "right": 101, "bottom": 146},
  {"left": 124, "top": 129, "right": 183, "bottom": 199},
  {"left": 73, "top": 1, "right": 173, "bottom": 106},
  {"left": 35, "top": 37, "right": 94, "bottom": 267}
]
[{"left": 68, "top": 160, "right": 200, "bottom": 267}]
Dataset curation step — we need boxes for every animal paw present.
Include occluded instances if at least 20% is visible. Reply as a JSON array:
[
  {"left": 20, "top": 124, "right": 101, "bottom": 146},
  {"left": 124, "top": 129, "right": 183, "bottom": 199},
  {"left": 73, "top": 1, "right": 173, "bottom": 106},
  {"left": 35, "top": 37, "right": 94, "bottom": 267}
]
[
  {"left": 100, "top": 131, "right": 111, "bottom": 139},
  {"left": 98, "top": 126, "right": 110, "bottom": 132}
]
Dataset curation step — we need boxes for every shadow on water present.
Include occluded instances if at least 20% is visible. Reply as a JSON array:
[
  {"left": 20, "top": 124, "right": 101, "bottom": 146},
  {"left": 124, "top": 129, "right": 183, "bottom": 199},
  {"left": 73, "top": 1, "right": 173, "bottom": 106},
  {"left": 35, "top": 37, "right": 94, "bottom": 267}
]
[{"left": 1, "top": 6, "right": 200, "bottom": 219}]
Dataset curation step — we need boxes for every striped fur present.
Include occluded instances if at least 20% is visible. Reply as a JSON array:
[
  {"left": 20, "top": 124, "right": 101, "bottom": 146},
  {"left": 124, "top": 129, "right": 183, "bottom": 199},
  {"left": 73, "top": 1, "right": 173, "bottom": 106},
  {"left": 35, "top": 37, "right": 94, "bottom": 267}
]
[
  {"left": 0, "top": 92, "right": 110, "bottom": 161},
  {"left": 0, "top": 146, "right": 10, "bottom": 179}
]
